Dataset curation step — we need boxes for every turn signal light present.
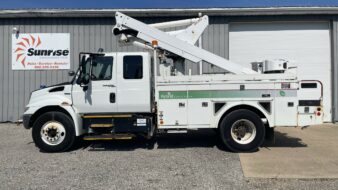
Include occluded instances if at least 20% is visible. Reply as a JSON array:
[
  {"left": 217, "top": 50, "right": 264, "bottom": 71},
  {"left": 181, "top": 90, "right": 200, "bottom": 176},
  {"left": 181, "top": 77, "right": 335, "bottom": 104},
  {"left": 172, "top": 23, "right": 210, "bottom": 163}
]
[{"left": 152, "top": 40, "right": 158, "bottom": 47}]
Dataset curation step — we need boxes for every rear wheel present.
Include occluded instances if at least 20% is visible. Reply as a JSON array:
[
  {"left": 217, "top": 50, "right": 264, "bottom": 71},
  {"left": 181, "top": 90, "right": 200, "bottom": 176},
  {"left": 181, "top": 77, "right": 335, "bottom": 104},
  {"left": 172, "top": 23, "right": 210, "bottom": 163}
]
[
  {"left": 32, "top": 111, "right": 75, "bottom": 152},
  {"left": 219, "top": 109, "right": 265, "bottom": 152}
]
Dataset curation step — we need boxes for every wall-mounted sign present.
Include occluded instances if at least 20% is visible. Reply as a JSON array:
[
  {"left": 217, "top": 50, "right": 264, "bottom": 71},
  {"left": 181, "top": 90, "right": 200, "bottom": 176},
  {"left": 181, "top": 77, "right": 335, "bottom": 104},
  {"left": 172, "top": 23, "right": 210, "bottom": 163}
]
[{"left": 12, "top": 33, "right": 70, "bottom": 70}]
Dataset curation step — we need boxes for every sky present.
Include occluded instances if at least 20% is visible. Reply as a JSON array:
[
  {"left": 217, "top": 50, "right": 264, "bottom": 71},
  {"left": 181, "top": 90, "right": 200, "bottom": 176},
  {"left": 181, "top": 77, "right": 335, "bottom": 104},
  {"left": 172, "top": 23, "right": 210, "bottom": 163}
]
[{"left": 1, "top": 0, "right": 338, "bottom": 9}]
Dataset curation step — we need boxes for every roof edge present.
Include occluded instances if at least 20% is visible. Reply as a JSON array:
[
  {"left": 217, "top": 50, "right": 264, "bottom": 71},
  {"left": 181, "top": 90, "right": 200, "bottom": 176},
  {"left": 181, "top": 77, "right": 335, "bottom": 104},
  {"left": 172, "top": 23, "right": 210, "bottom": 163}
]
[{"left": 1, "top": 7, "right": 338, "bottom": 18}]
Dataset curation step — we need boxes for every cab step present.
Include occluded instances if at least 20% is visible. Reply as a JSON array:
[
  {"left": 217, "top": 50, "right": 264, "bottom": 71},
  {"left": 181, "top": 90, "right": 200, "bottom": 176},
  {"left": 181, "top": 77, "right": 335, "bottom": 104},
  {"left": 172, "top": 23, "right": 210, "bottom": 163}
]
[
  {"left": 83, "top": 134, "right": 135, "bottom": 141},
  {"left": 90, "top": 124, "right": 114, "bottom": 128},
  {"left": 82, "top": 114, "right": 132, "bottom": 119},
  {"left": 166, "top": 130, "right": 188, "bottom": 134}
]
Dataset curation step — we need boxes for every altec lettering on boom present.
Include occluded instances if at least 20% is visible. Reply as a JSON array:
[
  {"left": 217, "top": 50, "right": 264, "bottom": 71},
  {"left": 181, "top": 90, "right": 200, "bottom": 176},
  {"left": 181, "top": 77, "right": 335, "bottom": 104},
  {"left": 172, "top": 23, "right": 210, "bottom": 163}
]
[{"left": 27, "top": 48, "right": 69, "bottom": 56}]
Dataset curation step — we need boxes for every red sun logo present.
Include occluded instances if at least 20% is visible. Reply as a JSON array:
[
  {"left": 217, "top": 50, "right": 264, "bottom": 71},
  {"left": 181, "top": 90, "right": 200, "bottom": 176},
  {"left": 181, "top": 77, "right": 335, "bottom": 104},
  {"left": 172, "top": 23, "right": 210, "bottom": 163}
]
[{"left": 14, "top": 34, "right": 41, "bottom": 67}]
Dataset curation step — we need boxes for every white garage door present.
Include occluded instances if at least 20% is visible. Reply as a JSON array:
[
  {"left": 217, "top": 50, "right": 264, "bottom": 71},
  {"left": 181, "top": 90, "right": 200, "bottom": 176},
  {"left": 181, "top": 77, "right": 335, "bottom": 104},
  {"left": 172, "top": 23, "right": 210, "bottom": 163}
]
[{"left": 229, "top": 22, "right": 332, "bottom": 122}]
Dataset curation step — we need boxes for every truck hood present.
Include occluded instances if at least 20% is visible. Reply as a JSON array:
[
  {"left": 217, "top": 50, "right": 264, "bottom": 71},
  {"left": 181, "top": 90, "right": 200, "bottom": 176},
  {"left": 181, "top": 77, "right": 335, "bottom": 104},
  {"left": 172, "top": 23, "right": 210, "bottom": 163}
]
[{"left": 28, "top": 83, "right": 72, "bottom": 107}]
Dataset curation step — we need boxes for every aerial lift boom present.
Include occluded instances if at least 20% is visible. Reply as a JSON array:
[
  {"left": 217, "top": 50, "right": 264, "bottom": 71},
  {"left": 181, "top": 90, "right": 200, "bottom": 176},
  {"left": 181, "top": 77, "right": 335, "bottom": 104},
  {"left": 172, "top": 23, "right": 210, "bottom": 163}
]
[{"left": 113, "top": 12, "right": 256, "bottom": 75}]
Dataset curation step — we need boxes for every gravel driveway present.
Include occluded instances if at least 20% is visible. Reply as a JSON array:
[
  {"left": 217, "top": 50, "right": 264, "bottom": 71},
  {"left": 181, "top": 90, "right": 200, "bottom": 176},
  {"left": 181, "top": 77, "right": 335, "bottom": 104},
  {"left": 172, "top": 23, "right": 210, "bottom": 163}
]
[{"left": 0, "top": 123, "right": 337, "bottom": 190}]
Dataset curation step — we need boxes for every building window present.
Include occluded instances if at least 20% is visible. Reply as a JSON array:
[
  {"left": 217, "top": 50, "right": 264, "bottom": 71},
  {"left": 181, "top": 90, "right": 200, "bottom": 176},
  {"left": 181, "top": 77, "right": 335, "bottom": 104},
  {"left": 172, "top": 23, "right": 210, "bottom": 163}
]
[
  {"left": 91, "top": 56, "right": 113, "bottom": 80},
  {"left": 123, "top": 55, "right": 143, "bottom": 79}
]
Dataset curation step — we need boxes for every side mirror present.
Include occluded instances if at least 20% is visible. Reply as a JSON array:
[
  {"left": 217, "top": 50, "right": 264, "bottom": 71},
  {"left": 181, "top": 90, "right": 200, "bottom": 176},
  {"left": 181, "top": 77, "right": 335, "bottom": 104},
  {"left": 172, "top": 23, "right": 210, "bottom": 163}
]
[
  {"left": 68, "top": 71, "right": 75, "bottom": 76},
  {"left": 81, "top": 74, "right": 90, "bottom": 91},
  {"left": 82, "top": 73, "right": 90, "bottom": 85},
  {"left": 76, "top": 73, "right": 90, "bottom": 87}
]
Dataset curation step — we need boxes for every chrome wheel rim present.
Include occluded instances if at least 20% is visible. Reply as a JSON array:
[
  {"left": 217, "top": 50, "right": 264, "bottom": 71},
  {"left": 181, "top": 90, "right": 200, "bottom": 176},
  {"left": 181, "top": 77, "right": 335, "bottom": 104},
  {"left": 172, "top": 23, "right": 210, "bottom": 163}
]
[
  {"left": 40, "top": 121, "right": 66, "bottom": 146},
  {"left": 230, "top": 119, "right": 256, "bottom": 145}
]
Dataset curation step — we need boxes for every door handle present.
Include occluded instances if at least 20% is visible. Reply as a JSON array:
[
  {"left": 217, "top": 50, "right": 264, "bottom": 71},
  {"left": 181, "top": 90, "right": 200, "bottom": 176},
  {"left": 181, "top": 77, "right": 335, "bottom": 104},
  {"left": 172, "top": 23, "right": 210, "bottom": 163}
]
[
  {"left": 103, "top": 84, "right": 115, "bottom": 87},
  {"left": 110, "top": 93, "right": 116, "bottom": 103}
]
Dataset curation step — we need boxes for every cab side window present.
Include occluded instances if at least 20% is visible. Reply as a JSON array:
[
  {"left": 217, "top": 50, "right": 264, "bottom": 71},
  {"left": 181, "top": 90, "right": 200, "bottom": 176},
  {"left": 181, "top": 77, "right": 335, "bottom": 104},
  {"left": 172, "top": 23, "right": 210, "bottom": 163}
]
[
  {"left": 91, "top": 56, "right": 113, "bottom": 80},
  {"left": 123, "top": 55, "right": 143, "bottom": 79}
]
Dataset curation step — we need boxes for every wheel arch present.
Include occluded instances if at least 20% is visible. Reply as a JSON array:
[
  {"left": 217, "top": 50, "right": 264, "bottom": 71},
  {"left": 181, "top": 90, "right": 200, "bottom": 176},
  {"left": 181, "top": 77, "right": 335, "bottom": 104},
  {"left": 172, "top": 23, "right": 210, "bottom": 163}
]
[
  {"left": 217, "top": 104, "right": 271, "bottom": 130},
  {"left": 28, "top": 105, "right": 83, "bottom": 136}
]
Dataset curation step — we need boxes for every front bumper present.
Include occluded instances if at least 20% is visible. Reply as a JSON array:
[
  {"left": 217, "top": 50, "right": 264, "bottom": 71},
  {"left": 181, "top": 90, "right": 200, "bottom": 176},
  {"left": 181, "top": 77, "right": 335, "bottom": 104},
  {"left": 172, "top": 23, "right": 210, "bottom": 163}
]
[{"left": 22, "top": 114, "right": 32, "bottom": 129}]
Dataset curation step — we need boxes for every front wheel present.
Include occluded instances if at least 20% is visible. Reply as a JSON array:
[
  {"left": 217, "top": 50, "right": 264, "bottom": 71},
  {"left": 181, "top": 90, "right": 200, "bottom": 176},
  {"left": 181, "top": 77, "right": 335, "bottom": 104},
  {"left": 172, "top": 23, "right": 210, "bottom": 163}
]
[
  {"left": 32, "top": 111, "right": 75, "bottom": 152},
  {"left": 219, "top": 109, "right": 265, "bottom": 152}
]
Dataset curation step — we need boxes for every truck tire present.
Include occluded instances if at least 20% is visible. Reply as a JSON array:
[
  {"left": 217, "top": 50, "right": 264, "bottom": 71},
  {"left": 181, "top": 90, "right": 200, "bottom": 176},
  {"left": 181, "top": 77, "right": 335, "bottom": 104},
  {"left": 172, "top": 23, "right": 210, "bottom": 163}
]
[
  {"left": 219, "top": 109, "right": 265, "bottom": 152},
  {"left": 32, "top": 111, "right": 75, "bottom": 152}
]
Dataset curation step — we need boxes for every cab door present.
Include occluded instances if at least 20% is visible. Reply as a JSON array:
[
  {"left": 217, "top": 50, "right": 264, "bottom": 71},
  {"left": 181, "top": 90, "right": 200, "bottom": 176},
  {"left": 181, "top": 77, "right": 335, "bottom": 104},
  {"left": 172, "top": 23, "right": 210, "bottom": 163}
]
[
  {"left": 72, "top": 54, "right": 117, "bottom": 114},
  {"left": 116, "top": 52, "right": 151, "bottom": 113}
]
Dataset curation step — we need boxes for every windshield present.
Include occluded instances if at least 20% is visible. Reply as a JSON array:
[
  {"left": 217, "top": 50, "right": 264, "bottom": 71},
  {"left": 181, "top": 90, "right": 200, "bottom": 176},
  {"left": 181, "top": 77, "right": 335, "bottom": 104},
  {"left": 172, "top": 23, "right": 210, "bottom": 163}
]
[{"left": 75, "top": 57, "right": 91, "bottom": 84}]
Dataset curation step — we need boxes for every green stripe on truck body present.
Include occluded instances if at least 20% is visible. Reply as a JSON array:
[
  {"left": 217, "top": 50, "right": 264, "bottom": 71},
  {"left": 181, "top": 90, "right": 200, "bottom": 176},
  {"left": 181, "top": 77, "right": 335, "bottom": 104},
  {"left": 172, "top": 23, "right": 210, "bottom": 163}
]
[{"left": 159, "top": 89, "right": 296, "bottom": 99}]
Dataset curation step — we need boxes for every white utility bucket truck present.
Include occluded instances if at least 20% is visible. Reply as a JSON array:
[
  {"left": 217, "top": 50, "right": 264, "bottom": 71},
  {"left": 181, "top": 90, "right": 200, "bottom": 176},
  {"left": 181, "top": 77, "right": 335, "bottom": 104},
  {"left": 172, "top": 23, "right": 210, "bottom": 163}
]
[{"left": 22, "top": 12, "right": 324, "bottom": 152}]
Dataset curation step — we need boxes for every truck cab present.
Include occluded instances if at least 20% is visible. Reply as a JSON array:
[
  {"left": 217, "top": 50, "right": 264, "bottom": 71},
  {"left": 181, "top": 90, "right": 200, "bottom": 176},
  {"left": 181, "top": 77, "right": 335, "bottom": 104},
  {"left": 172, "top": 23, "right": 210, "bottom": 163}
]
[
  {"left": 73, "top": 52, "right": 152, "bottom": 114},
  {"left": 23, "top": 52, "right": 155, "bottom": 152}
]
